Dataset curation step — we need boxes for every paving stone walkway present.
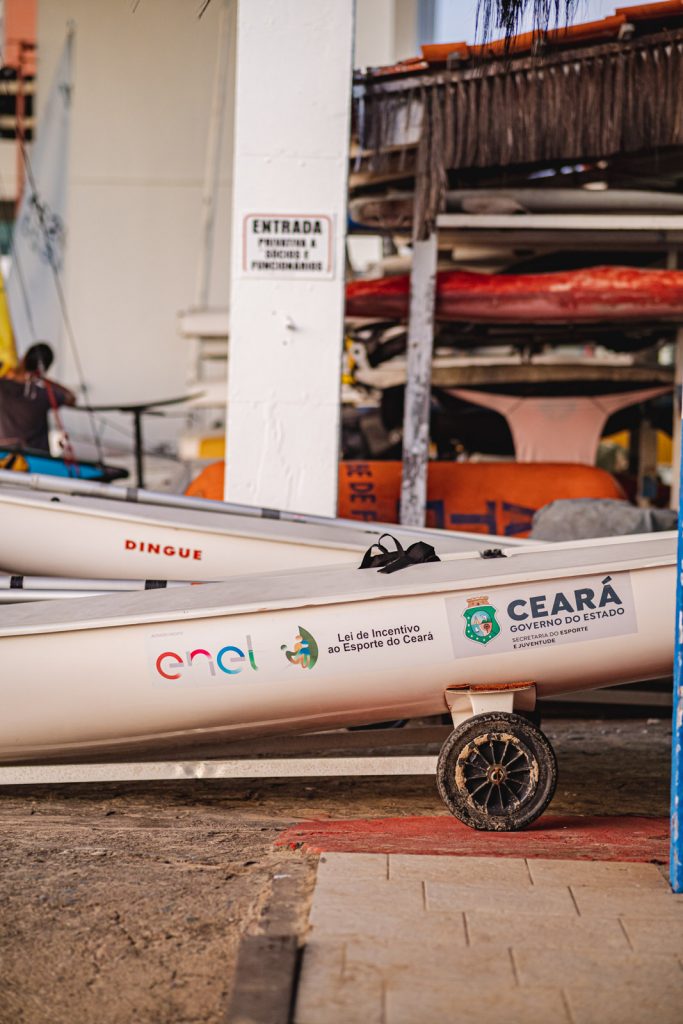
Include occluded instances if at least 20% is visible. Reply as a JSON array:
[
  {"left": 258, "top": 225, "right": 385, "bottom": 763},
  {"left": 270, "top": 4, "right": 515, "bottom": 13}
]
[{"left": 293, "top": 853, "right": 683, "bottom": 1024}]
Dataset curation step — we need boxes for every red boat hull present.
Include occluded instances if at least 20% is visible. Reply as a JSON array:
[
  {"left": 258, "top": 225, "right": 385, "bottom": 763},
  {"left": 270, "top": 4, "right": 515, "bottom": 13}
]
[{"left": 346, "top": 266, "right": 683, "bottom": 323}]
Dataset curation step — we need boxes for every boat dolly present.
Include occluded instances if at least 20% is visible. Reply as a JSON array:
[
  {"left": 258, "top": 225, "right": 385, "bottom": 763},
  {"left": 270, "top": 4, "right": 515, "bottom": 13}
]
[{"left": 0, "top": 682, "right": 556, "bottom": 832}]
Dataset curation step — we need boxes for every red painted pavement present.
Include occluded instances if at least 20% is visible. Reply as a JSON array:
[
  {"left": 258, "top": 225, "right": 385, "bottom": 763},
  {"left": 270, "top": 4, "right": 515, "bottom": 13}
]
[{"left": 276, "top": 815, "right": 669, "bottom": 862}]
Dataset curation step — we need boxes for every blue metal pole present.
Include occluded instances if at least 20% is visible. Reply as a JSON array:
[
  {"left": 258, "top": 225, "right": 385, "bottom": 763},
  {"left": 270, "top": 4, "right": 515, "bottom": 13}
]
[{"left": 671, "top": 427, "right": 683, "bottom": 892}]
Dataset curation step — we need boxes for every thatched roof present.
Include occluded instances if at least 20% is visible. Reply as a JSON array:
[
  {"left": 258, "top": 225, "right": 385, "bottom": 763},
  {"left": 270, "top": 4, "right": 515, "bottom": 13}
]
[{"left": 354, "top": 6, "right": 683, "bottom": 238}]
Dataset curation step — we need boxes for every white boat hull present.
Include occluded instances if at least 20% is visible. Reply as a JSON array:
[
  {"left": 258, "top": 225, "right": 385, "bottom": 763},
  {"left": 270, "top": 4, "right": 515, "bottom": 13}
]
[
  {"left": 0, "top": 486, "right": 524, "bottom": 580},
  {"left": 0, "top": 532, "right": 674, "bottom": 762}
]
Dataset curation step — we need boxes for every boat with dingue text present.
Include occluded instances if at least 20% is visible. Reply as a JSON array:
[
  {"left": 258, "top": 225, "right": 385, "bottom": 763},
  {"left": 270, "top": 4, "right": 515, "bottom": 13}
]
[{"left": 0, "top": 469, "right": 530, "bottom": 580}]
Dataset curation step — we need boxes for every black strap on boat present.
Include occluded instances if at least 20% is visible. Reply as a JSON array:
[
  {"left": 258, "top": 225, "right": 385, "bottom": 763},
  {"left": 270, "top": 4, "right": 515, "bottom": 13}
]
[
  {"left": 359, "top": 533, "right": 404, "bottom": 569},
  {"left": 9, "top": 575, "right": 23, "bottom": 589},
  {"left": 479, "top": 548, "right": 507, "bottom": 559},
  {"left": 144, "top": 580, "right": 167, "bottom": 589},
  {"left": 359, "top": 533, "right": 440, "bottom": 574},
  {"left": 378, "top": 540, "right": 440, "bottom": 574}
]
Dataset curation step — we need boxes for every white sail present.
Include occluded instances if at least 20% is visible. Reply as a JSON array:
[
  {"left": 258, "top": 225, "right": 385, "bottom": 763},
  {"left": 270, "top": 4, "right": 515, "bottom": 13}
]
[{"left": 7, "top": 28, "right": 73, "bottom": 357}]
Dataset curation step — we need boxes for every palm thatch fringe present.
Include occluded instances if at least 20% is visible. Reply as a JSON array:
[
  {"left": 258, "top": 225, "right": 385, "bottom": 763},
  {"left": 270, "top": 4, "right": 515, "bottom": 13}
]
[
  {"left": 354, "top": 30, "right": 683, "bottom": 238},
  {"left": 476, "top": 0, "right": 580, "bottom": 43}
]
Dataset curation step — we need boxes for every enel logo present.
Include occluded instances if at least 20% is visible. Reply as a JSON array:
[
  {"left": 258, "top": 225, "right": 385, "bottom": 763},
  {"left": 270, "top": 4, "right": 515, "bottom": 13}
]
[{"left": 156, "top": 637, "right": 258, "bottom": 680}]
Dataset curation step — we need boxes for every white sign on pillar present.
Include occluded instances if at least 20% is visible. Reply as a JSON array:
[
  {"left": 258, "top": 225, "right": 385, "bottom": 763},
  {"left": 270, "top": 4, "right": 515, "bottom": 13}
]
[{"left": 226, "top": 0, "right": 354, "bottom": 516}]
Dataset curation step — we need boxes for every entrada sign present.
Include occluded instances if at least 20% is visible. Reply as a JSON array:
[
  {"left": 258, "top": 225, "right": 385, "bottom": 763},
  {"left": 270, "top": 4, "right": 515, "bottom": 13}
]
[{"left": 242, "top": 213, "right": 333, "bottom": 278}]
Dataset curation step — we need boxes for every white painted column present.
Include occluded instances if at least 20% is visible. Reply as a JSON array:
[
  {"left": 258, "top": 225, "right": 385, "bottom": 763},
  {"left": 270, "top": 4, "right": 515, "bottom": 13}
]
[{"left": 225, "top": 0, "right": 354, "bottom": 515}]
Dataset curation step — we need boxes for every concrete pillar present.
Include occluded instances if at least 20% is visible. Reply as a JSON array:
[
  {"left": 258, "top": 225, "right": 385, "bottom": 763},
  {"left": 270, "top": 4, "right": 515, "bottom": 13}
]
[{"left": 225, "top": 0, "right": 353, "bottom": 515}]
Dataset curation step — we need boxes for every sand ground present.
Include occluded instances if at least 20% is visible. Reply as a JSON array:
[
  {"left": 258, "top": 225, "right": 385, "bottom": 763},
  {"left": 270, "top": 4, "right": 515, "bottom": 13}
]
[{"left": 0, "top": 714, "right": 672, "bottom": 1024}]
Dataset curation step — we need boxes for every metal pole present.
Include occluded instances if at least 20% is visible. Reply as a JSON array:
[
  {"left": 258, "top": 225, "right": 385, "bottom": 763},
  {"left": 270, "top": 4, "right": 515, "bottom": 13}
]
[
  {"left": 636, "top": 416, "right": 657, "bottom": 507},
  {"left": 133, "top": 409, "right": 145, "bottom": 489},
  {"left": 400, "top": 232, "right": 437, "bottom": 526},
  {"left": 194, "top": 0, "right": 231, "bottom": 308},
  {"left": 672, "top": 424, "right": 683, "bottom": 891}
]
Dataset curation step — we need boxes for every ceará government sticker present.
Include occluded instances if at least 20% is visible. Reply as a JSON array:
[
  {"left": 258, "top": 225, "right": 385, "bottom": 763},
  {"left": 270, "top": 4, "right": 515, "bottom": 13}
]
[{"left": 447, "top": 571, "right": 637, "bottom": 658}]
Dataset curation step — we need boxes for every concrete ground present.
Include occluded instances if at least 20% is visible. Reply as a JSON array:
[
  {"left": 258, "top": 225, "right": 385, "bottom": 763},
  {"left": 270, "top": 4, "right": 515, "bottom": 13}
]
[
  {"left": 0, "top": 714, "right": 674, "bottom": 1024},
  {"left": 295, "top": 853, "right": 683, "bottom": 1024}
]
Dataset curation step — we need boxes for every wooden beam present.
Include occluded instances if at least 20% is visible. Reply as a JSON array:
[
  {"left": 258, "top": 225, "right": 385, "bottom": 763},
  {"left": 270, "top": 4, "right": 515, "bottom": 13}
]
[{"left": 224, "top": 935, "right": 298, "bottom": 1024}]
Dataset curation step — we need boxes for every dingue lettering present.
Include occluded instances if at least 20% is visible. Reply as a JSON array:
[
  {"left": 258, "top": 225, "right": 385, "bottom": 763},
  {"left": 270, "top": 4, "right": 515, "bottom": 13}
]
[{"left": 125, "top": 539, "right": 202, "bottom": 561}]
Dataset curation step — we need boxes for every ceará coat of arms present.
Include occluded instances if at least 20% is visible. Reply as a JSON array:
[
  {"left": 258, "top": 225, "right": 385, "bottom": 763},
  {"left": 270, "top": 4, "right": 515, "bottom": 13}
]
[{"left": 463, "top": 596, "right": 501, "bottom": 646}]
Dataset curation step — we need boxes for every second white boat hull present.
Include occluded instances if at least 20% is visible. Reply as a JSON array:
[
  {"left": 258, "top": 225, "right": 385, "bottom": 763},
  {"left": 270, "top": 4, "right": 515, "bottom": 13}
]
[{"left": 0, "top": 533, "right": 673, "bottom": 761}]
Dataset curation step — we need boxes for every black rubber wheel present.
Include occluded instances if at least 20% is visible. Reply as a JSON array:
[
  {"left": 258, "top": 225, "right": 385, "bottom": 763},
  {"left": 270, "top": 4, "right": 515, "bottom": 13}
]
[
  {"left": 519, "top": 708, "right": 542, "bottom": 729},
  {"left": 436, "top": 711, "right": 557, "bottom": 832}
]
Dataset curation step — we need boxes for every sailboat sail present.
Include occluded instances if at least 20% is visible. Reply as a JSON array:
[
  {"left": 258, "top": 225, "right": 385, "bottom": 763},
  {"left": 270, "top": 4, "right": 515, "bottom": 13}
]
[{"left": 7, "top": 28, "right": 73, "bottom": 358}]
